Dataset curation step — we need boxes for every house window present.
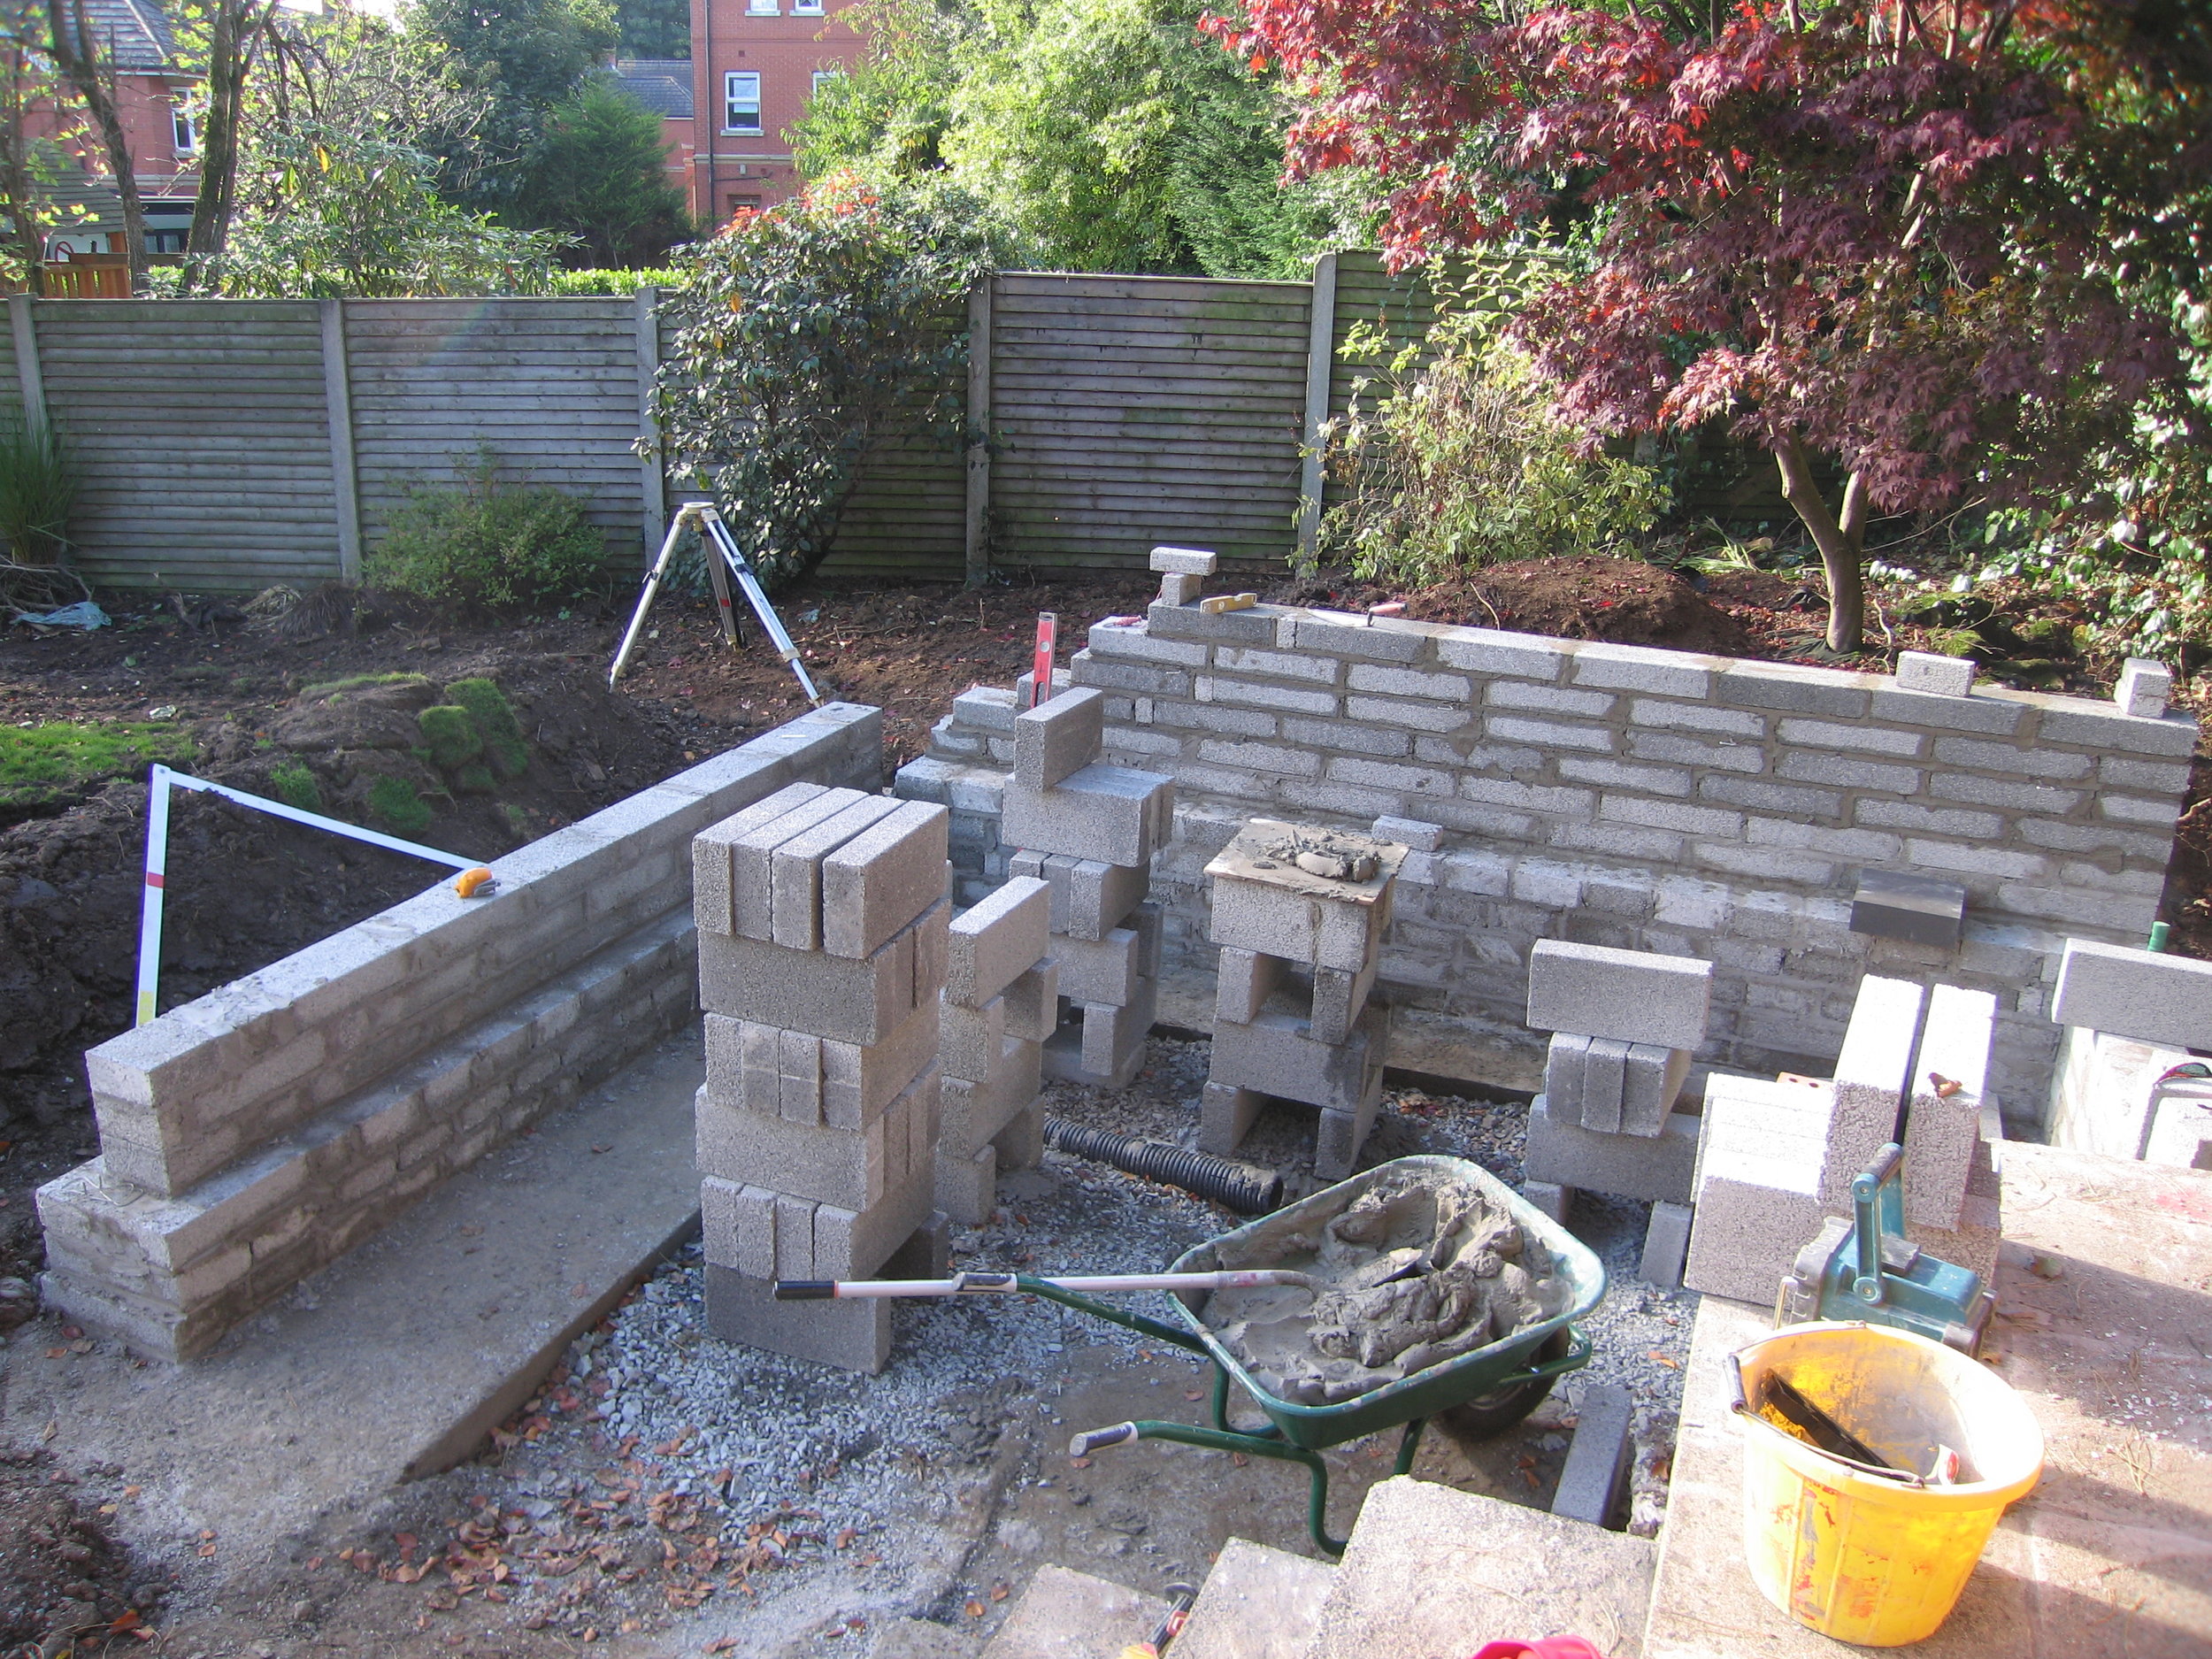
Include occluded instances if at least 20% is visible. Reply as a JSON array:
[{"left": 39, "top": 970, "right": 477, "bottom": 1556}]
[
  {"left": 729, "top": 194, "right": 763, "bottom": 213},
  {"left": 793, "top": 0, "right": 824, "bottom": 13},
  {"left": 810, "top": 68, "right": 841, "bottom": 96},
  {"left": 147, "top": 227, "right": 188, "bottom": 254},
  {"left": 748, "top": 0, "right": 778, "bottom": 12},
  {"left": 723, "top": 71, "right": 762, "bottom": 134},
  {"left": 172, "top": 105, "right": 196, "bottom": 155}
]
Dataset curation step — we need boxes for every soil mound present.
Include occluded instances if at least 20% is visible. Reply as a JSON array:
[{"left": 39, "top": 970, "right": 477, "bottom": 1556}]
[{"left": 1403, "top": 557, "right": 1755, "bottom": 654}]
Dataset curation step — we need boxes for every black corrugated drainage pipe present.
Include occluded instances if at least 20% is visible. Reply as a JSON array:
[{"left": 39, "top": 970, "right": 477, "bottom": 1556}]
[{"left": 1043, "top": 1118, "right": 1282, "bottom": 1215}]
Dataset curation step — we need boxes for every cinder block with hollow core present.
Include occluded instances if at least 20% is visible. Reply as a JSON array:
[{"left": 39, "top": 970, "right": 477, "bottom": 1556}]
[
  {"left": 1525, "top": 940, "right": 1713, "bottom": 1052},
  {"left": 1015, "top": 687, "right": 1107, "bottom": 793},
  {"left": 945, "top": 877, "right": 1051, "bottom": 1010}
]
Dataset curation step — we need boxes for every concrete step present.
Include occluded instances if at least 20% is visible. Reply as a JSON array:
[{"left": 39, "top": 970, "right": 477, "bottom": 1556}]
[
  {"left": 1302, "top": 1476, "right": 1657, "bottom": 1659},
  {"left": 1172, "top": 1537, "right": 1333, "bottom": 1659},
  {"left": 979, "top": 1564, "right": 1170, "bottom": 1659}
]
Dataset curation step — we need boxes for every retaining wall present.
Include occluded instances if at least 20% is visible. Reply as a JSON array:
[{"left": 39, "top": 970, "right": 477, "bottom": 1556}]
[
  {"left": 38, "top": 704, "right": 883, "bottom": 1361},
  {"left": 902, "top": 603, "right": 2196, "bottom": 1122}
]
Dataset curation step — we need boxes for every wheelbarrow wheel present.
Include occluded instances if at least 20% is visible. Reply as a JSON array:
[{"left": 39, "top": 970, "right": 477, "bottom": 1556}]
[{"left": 1434, "top": 1330, "right": 1569, "bottom": 1440}]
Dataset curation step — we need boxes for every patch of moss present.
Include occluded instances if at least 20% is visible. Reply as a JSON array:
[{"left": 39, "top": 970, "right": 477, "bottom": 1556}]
[
  {"left": 0, "top": 721, "right": 196, "bottom": 810},
  {"left": 300, "top": 672, "right": 433, "bottom": 702},
  {"left": 368, "top": 776, "right": 434, "bottom": 834},
  {"left": 452, "top": 762, "right": 497, "bottom": 795},
  {"left": 1924, "top": 628, "right": 1981, "bottom": 659},
  {"left": 2015, "top": 618, "right": 2078, "bottom": 656},
  {"left": 269, "top": 761, "right": 323, "bottom": 814},
  {"left": 417, "top": 705, "right": 483, "bottom": 770},
  {"left": 445, "top": 678, "right": 529, "bottom": 780}
]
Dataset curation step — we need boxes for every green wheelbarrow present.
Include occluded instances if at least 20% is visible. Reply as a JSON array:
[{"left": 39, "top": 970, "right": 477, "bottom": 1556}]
[{"left": 778, "top": 1154, "right": 1606, "bottom": 1555}]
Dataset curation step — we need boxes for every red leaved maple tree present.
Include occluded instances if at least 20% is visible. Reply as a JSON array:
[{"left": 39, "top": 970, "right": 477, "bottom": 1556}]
[{"left": 1205, "top": 0, "right": 2196, "bottom": 651}]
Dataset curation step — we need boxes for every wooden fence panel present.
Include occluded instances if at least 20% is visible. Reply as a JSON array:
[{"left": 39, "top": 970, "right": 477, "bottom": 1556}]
[
  {"left": 34, "top": 301, "right": 344, "bottom": 590},
  {"left": 987, "top": 273, "right": 1311, "bottom": 573},
  {"left": 344, "top": 299, "right": 646, "bottom": 573}
]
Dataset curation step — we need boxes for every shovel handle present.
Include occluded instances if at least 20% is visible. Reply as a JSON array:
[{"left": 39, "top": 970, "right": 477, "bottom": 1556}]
[{"left": 1069, "top": 1422, "right": 1141, "bottom": 1457}]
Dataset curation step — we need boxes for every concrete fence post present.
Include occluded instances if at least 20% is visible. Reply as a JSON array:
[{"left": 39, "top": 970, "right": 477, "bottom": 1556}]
[
  {"left": 634, "top": 286, "right": 666, "bottom": 565},
  {"left": 964, "top": 276, "right": 995, "bottom": 588},
  {"left": 1294, "top": 251, "right": 1340, "bottom": 575},
  {"left": 319, "top": 298, "right": 362, "bottom": 582},
  {"left": 10, "top": 293, "right": 47, "bottom": 428}
]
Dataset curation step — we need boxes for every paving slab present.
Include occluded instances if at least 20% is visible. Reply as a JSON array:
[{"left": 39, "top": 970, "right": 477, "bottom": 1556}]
[
  {"left": 1306, "top": 1476, "right": 1655, "bottom": 1658},
  {"left": 4, "top": 1030, "right": 705, "bottom": 1559},
  {"left": 1170, "top": 1537, "right": 1332, "bottom": 1659},
  {"left": 979, "top": 1564, "right": 1168, "bottom": 1659},
  {"left": 1645, "top": 1141, "right": 2212, "bottom": 1659}
]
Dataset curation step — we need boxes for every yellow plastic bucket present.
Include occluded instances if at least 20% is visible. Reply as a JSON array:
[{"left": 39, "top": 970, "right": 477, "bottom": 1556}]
[{"left": 1731, "top": 1322, "right": 2043, "bottom": 1646}]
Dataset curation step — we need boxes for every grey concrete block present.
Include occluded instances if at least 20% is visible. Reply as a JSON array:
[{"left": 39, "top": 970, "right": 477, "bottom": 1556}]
[
  {"left": 1039, "top": 1021, "right": 1147, "bottom": 1090},
  {"left": 2051, "top": 936, "right": 2212, "bottom": 1050},
  {"left": 1621, "top": 1042, "right": 1692, "bottom": 1137},
  {"left": 1313, "top": 1071, "right": 1387, "bottom": 1180},
  {"left": 1640, "top": 1201, "right": 1693, "bottom": 1289},
  {"left": 693, "top": 781, "right": 830, "bottom": 934},
  {"left": 1525, "top": 939, "right": 1714, "bottom": 1051},
  {"left": 2116, "top": 657, "right": 2174, "bottom": 719},
  {"left": 1545, "top": 1033, "right": 1592, "bottom": 1126},
  {"left": 1015, "top": 687, "right": 1107, "bottom": 792},
  {"left": 939, "top": 993, "right": 1007, "bottom": 1083},
  {"left": 1080, "top": 972, "right": 1157, "bottom": 1076},
  {"left": 1579, "top": 1037, "right": 1632, "bottom": 1133},
  {"left": 700, "top": 1177, "right": 773, "bottom": 1278},
  {"left": 698, "top": 899, "right": 940, "bottom": 1045},
  {"left": 1520, "top": 1180, "right": 1569, "bottom": 1222},
  {"left": 1145, "top": 597, "right": 1279, "bottom": 646},
  {"left": 1848, "top": 868, "right": 1966, "bottom": 946},
  {"left": 694, "top": 1064, "right": 937, "bottom": 1210},
  {"left": 941, "top": 1037, "right": 1042, "bottom": 1155},
  {"left": 821, "top": 800, "right": 949, "bottom": 960},
  {"left": 1208, "top": 997, "right": 1385, "bottom": 1114},
  {"left": 950, "top": 686, "right": 1019, "bottom": 733},
  {"left": 992, "top": 1102, "right": 1046, "bottom": 1173},
  {"left": 1052, "top": 924, "right": 1141, "bottom": 1005},
  {"left": 1002, "top": 762, "right": 1174, "bottom": 867},
  {"left": 1199, "top": 1081, "right": 1264, "bottom": 1156},
  {"left": 945, "top": 876, "right": 1050, "bottom": 1009},
  {"left": 730, "top": 787, "right": 869, "bottom": 940},
  {"left": 1524, "top": 1094, "right": 1701, "bottom": 1205},
  {"left": 821, "top": 1002, "right": 938, "bottom": 1129},
  {"left": 1209, "top": 868, "right": 1390, "bottom": 973},
  {"left": 1902, "top": 983, "right": 1995, "bottom": 1229},
  {"left": 771, "top": 795, "right": 902, "bottom": 950},
  {"left": 1371, "top": 815, "right": 1443, "bottom": 852},
  {"left": 1683, "top": 1073, "right": 1832, "bottom": 1303},
  {"left": 1002, "top": 959, "right": 1058, "bottom": 1044},
  {"left": 882, "top": 1210, "right": 952, "bottom": 1280},
  {"left": 1214, "top": 946, "right": 1279, "bottom": 1026},
  {"left": 934, "top": 1141, "right": 995, "bottom": 1225},
  {"left": 1822, "top": 974, "right": 1924, "bottom": 1210},
  {"left": 1551, "top": 1380, "right": 1634, "bottom": 1527},
  {"left": 1150, "top": 544, "right": 1218, "bottom": 575},
  {"left": 704, "top": 1263, "right": 890, "bottom": 1373},
  {"left": 1310, "top": 958, "right": 1378, "bottom": 1047},
  {"left": 1056, "top": 856, "right": 1149, "bottom": 941},
  {"left": 1158, "top": 571, "right": 1203, "bottom": 605}
]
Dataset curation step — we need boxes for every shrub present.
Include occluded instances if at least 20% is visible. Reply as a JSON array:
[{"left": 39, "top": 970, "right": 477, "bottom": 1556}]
[
  {"left": 364, "top": 453, "right": 613, "bottom": 612},
  {"left": 368, "top": 775, "right": 434, "bottom": 833},
  {"left": 417, "top": 705, "right": 483, "bottom": 770},
  {"left": 269, "top": 761, "right": 324, "bottom": 814},
  {"left": 1319, "top": 331, "right": 1668, "bottom": 586},
  {"left": 548, "top": 267, "right": 682, "bottom": 296}
]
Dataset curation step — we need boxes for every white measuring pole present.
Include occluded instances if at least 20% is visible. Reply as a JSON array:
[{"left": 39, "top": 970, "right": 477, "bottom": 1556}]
[{"left": 132, "top": 764, "right": 479, "bottom": 1027}]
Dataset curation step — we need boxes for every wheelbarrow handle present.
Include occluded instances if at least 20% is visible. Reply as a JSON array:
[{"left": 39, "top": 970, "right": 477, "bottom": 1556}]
[{"left": 1070, "top": 1422, "right": 1141, "bottom": 1457}]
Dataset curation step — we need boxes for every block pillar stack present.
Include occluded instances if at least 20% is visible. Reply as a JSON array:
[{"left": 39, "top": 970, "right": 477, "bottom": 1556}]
[
  {"left": 690, "top": 781, "right": 954, "bottom": 1373},
  {"left": 1519, "top": 940, "right": 1714, "bottom": 1287},
  {"left": 1001, "top": 687, "right": 1175, "bottom": 1090},
  {"left": 937, "top": 875, "right": 1056, "bottom": 1223},
  {"left": 1200, "top": 818, "right": 1408, "bottom": 1180}
]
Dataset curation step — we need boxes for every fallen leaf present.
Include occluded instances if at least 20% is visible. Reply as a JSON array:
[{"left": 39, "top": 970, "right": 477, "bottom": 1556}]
[
  {"left": 833, "top": 1528, "right": 856, "bottom": 1548},
  {"left": 988, "top": 1583, "right": 1010, "bottom": 1602},
  {"left": 857, "top": 1552, "right": 880, "bottom": 1566},
  {"left": 1183, "top": 1389, "right": 1203, "bottom": 1402},
  {"left": 706, "top": 1640, "right": 741, "bottom": 1655},
  {"left": 124, "top": 1486, "right": 142, "bottom": 1498},
  {"left": 1068, "top": 1456, "right": 1090, "bottom": 1469},
  {"left": 964, "top": 1601, "right": 986, "bottom": 1619},
  {"left": 61, "top": 1325, "right": 81, "bottom": 1339}
]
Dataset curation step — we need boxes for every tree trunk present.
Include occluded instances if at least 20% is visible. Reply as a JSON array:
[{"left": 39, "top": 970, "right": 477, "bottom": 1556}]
[
  {"left": 1775, "top": 435, "right": 1869, "bottom": 654},
  {"left": 182, "top": 0, "right": 268, "bottom": 293},
  {"left": 46, "top": 0, "right": 148, "bottom": 290}
]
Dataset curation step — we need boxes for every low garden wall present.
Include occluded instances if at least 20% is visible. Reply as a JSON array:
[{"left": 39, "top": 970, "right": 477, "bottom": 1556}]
[{"left": 39, "top": 704, "right": 883, "bottom": 1361}]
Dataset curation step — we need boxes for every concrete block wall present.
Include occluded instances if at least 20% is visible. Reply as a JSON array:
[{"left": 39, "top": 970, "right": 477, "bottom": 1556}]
[
  {"left": 907, "top": 602, "right": 2197, "bottom": 1122},
  {"left": 40, "top": 704, "right": 885, "bottom": 1361}
]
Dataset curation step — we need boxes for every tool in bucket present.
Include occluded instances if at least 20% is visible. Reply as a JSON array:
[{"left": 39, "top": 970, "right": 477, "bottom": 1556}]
[
  {"left": 1776, "top": 1141, "right": 1994, "bottom": 1355},
  {"left": 775, "top": 1156, "right": 1601, "bottom": 1556},
  {"left": 609, "top": 502, "right": 821, "bottom": 705}
]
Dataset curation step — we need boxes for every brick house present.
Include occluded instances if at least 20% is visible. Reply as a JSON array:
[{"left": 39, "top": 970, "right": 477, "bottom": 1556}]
[
  {"left": 611, "top": 57, "right": 696, "bottom": 204},
  {"left": 686, "top": 0, "right": 867, "bottom": 223}
]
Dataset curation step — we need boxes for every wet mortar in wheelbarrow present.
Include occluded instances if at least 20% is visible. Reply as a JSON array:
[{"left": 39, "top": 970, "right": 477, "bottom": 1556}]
[{"left": 1048, "top": 1155, "right": 1605, "bottom": 1555}]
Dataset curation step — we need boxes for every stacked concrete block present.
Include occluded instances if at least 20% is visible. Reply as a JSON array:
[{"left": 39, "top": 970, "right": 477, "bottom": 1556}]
[
  {"left": 1200, "top": 818, "right": 1408, "bottom": 1179},
  {"left": 2116, "top": 657, "right": 2174, "bottom": 720},
  {"left": 937, "top": 875, "right": 1056, "bottom": 1223},
  {"left": 1901, "top": 984, "right": 1995, "bottom": 1227},
  {"left": 1820, "top": 974, "right": 1924, "bottom": 1210},
  {"left": 1682, "top": 1075, "right": 1835, "bottom": 1305},
  {"left": 1520, "top": 941, "right": 1711, "bottom": 1277},
  {"left": 1151, "top": 543, "right": 1217, "bottom": 608},
  {"left": 694, "top": 782, "right": 954, "bottom": 1373},
  {"left": 42, "top": 703, "right": 887, "bottom": 1361},
  {"left": 999, "top": 687, "right": 1175, "bottom": 1089}
]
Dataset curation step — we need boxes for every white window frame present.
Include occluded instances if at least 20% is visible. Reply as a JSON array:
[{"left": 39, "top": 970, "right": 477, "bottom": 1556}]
[
  {"left": 793, "top": 0, "right": 824, "bottom": 13},
  {"left": 747, "top": 0, "right": 779, "bottom": 13},
  {"left": 810, "top": 68, "right": 841, "bottom": 96},
  {"left": 723, "top": 71, "right": 763, "bottom": 134},
  {"left": 172, "top": 104, "right": 196, "bottom": 155}
]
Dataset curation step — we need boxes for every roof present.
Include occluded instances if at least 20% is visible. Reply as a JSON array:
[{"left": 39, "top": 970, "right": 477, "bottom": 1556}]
[
  {"left": 68, "top": 0, "right": 180, "bottom": 73},
  {"left": 610, "top": 58, "right": 695, "bottom": 120}
]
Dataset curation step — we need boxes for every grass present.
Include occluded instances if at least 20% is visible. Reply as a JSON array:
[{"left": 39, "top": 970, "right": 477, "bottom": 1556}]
[
  {"left": 0, "top": 721, "right": 195, "bottom": 809},
  {"left": 298, "top": 672, "right": 432, "bottom": 701}
]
